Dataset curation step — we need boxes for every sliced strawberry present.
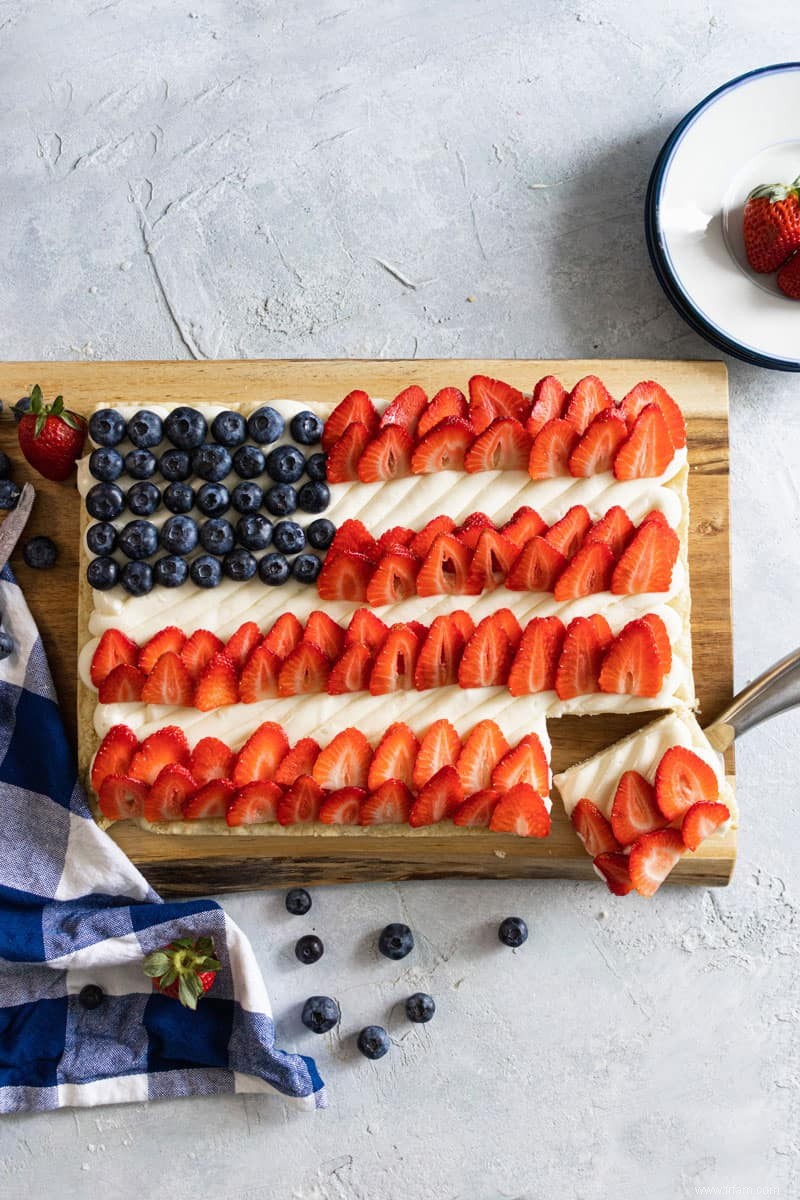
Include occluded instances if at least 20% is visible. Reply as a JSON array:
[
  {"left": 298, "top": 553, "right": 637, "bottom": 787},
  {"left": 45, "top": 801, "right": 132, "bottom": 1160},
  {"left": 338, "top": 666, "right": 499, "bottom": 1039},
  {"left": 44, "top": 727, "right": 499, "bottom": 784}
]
[
  {"left": 489, "top": 784, "right": 551, "bottom": 838},
  {"left": 379, "top": 384, "right": 428, "bottom": 434},
  {"left": 367, "top": 722, "right": 419, "bottom": 790},
  {"left": 413, "top": 719, "right": 461, "bottom": 789},
  {"left": 468, "top": 374, "right": 528, "bottom": 423},
  {"left": 319, "top": 787, "right": 366, "bottom": 824},
  {"left": 571, "top": 798, "right": 620, "bottom": 857},
  {"left": 90, "top": 724, "right": 139, "bottom": 793},
  {"left": 611, "top": 519, "right": 679, "bottom": 594},
  {"left": 226, "top": 780, "right": 282, "bottom": 826},
  {"left": 181, "top": 629, "right": 225, "bottom": 682},
  {"left": 589, "top": 613, "right": 613, "bottom": 648},
  {"left": 225, "top": 622, "right": 262, "bottom": 672},
  {"left": 501, "top": 505, "right": 547, "bottom": 548},
  {"left": 458, "top": 619, "right": 513, "bottom": 688},
  {"left": 313, "top": 727, "right": 372, "bottom": 790},
  {"left": 453, "top": 788, "right": 501, "bottom": 827},
  {"left": 416, "top": 533, "right": 475, "bottom": 597},
  {"left": 322, "top": 389, "right": 379, "bottom": 452},
  {"left": 466, "top": 529, "right": 518, "bottom": 592},
  {"left": 564, "top": 374, "right": 614, "bottom": 434},
  {"left": 544, "top": 505, "right": 592, "bottom": 559},
  {"left": 491, "top": 733, "right": 549, "bottom": 794},
  {"left": 584, "top": 505, "right": 635, "bottom": 558},
  {"left": 98, "top": 663, "right": 145, "bottom": 703},
  {"left": 555, "top": 616, "right": 608, "bottom": 700},
  {"left": 316, "top": 551, "right": 373, "bottom": 603},
  {"left": 233, "top": 722, "right": 290, "bottom": 787},
  {"left": 414, "top": 614, "right": 469, "bottom": 689},
  {"left": 129, "top": 726, "right": 189, "bottom": 785},
  {"left": 327, "top": 643, "right": 373, "bottom": 694},
  {"left": 182, "top": 778, "right": 236, "bottom": 820},
  {"left": 357, "top": 423, "right": 414, "bottom": 482},
  {"left": 464, "top": 418, "right": 531, "bottom": 473},
  {"left": 508, "top": 616, "right": 567, "bottom": 696},
  {"left": 278, "top": 641, "right": 330, "bottom": 696},
  {"left": 407, "top": 618, "right": 428, "bottom": 643},
  {"left": 239, "top": 644, "right": 281, "bottom": 702},
  {"left": 262, "top": 612, "right": 304, "bottom": 660},
  {"left": 98, "top": 774, "right": 148, "bottom": 822},
  {"left": 410, "top": 515, "right": 457, "bottom": 559},
  {"left": 640, "top": 613, "right": 672, "bottom": 673},
  {"left": 328, "top": 519, "right": 379, "bottom": 564},
  {"left": 366, "top": 550, "right": 420, "bottom": 606},
  {"left": 628, "top": 828, "right": 685, "bottom": 896},
  {"left": 90, "top": 629, "right": 139, "bottom": 688},
  {"left": 504, "top": 536, "right": 566, "bottom": 592},
  {"left": 141, "top": 651, "right": 193, "bottom": 707},
  {"left": 369, "top": 623, "right": 420, "bottom": 694},
  {"left": 456, "top": 720, "right": 509, "bottom": 793},
  {"left": 640, "top": 509, "right": 671, "bottom": 530},
  {"left": 528, "top": 418, "right": 579, "bottom": 479},
  {"left": 194, "top": 651, "right": 238, "bottom": 711},
  {"left": 568, "top": 409, "right": 628, "bottom": 476},
  {"left": 138, "top": 626, "right": 186, "bottom": 676},
  {"left": 326, "top": 420, "right": 372, "bottom": 482},
  {"left": 360, "top": 780, "right": 414, "bottom": 825},
  {"left": 593, "top": 851, "right": 634, "bottom": 896},
  {"left": 344, "top": 608, "right": 388, "bottom": 652},
  {"left": 418, "top": 387, "right": 468, "bottom": 438},
  {"left": 410, "top": 418, "right": 473, "bottom": 473},
  {"left": 654, "top": 746, "right": 719, "bottom": 821},
  {"left": 491, "top": 608, "right": 522, "bottom": 652},
  {"left": 681, "top": 801, "right": 731, "bottom": 851},
  {"left": 275, "top": 737, "right": 320, "bottom": 787},
  {"left": 189, "top": 737, "right": 236, "bottom": 786},
  {"left": 303, "top": 611, "right": 346, "bottom": 662},
  {"left": 610, "top": 770, "right": 668, "bottom": 846},
  {"left": 620, "top": 380, "right": 686, "bottom": 449},
  {"left": 526, "top": 375, "right": 568, "bottom": 437},
  {"left": 377, "top": 525, "right": 415, "bottom": 556},
  {"left": 613, "top": 404, "right": 674, "bottom": 480},
  {"left": 553, "top": 541, "right": 615, "bottom": 600},
  {"left": 598, "top": 618, "right": 664, "bottom": 698},
  {"left": 456, "top": 512, "right": 496, "bottom": 552},
  {"left": 276, "top": 774, "right": 324, "bottom": 825},
  {"left": 449, "top": 609, "right": 475, "bottom": 642},
  {"left": 409, "top": 765, "right": 464, "bottom": 827},
  {"left": 144, "top": 764, "right": 197, "bottom": 823}
]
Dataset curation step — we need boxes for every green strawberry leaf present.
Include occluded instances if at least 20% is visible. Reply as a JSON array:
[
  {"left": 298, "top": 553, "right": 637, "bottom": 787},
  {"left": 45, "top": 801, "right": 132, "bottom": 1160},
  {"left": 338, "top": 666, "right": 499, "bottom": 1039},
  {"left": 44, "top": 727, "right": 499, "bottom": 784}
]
[
  {"left": 178, "top": 976, "right": 198, "bottom": 1009},
  {"left": 159, "top": 966, "right": 178, "bottom": 989},
  {"left": 29, "top": 384, "right": 42, "bottom": 410},
  {"left": 34, "top": 412, "right": 47, "bottom": 438},
  {"left": 142, "top": 951, "right": 170, "bottom": 977}
]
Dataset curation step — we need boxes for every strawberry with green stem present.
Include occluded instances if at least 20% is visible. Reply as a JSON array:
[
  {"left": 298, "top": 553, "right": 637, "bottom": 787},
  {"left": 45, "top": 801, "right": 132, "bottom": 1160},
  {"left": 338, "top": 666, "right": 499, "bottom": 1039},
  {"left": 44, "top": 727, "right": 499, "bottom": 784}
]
[
  {"left": 17, "top": 385, "right": 87, "bottom": 481},
  {"left": 743, "top": 176, "right": 800, "bottom": 273},
  {"left": 143, "top": 936, "right": 220, "bottom": 1009}
]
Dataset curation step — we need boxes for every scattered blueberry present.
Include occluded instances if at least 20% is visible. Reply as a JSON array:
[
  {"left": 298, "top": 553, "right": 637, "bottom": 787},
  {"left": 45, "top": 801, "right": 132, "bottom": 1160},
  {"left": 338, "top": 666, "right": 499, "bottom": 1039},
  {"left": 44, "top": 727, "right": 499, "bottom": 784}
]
[
  {"left": 196, "top": 482, "right": 230, "bottom": 518},
  {"left": 232, "top": 444, "right": 266, "bottom": 479},
  {"left": 357, "top": 1025, "right": 390, "bottom": 1060},
  {"left": 301, "top": 995, "right": 339, "bottom": 1034},
  {"left": 190, "top": 555, "right": 223, "bottom": 589},
  {"left": 0, "top": 630, "right": 14, "bottom": 661},
  {"left": 222, "top": 549, "right": 257, "bottom": 582},
  {"left": 272, "top": 520, "right": 305, "bottom": 555},
  {"left": 78, "top": 984, "right": 104, "bottom": 1011},
  {"left": 86, "top": 482, "right": 125, "bottom": 521},
  {"left": 89, "top": 447, "right": 124, "bottom": 482},
  {"left": 292, "top": 553, "right": 322, "bottom": 583},
  {"left": 88, "top": 408, "right": 126, "bottom": 447},
  {"left": 290, "top": 410, "right": 324, "bottom": 445},
  {"left": 498, "top": 916, "right": 528, "bottom": 948},
  {"left": 154, "top": 555, "right": 189, "bottom": 588},
  {"left": 305, "top": 452, "right": 327, "bottom": 482},
  {"left": 192, "top": 442, "right": 232, "bottom": 483},
  {"left": 307, "top": 518, "right": 336, "bottom": 550},
  {"left": 162, "top": 482, "right": 195, "bottom": 514},
  {"left": 120, "top": 560, "right": 153, "bottom": 596},
  {"left": 295, "top": 935, "right": 324, "bottom": 965},
  {"left": 87, "top": 557, "right": 119, "bottom": 590},
  {"left": 12, "top": 397, "right": 31, "bottom": 423},
  {"left": 264, "top": 483, "right": 297, "bottom": 517},
  {"left": 231, "top": 481, "right": 263, "bottom": 514},
  {"left": 127, "top": 410, "right": 162, "bottom": 449},
  {"left": 266, "top": 444, "right": 305, "bottom": 484},
  {"left": 164, "top": 406, "right": 207, "bottom": 450},
  {"left": 236, "top": 513, "right": 272, "bottom": 551},
  {"left": 297, "top": 480, "right": 330, "bottom": 514},
  {"left": 211, "top": 410, "right": 247, "bottom": 447},
  {"left": 405, "top": 993, "right": 436, "bottom": 1024},
  {"left": 199, "top": 518, "right": 235, "bottom": 555},
  {"left": 86, "top": 522, "right": 117, "bottom": 556},
  {"left": 258, "top": 552, "right": 290, "bottom": 586},
  {"left": 118, "top": 519, "right": 159, "bottom": 561},
  {"left": 0, "top": 480, "right": 21, "bottom": 510},
  {"left": 124, "top": 448, "right": 157, "bottom": 479},
  {"left": 126, "top": 481, "right": 161, "bottom": 517},
  {"left": 0, "top": 451, "right": 10, "bottom": 480},
  {"left": 247, "top": 406, "right": 284, "bottom": 444},
  {"left": 22, "top": 536, "right": 57, "bottom": 570},
  {"left": 159, "top": 448, "right": 192, "bottom": 482},
  {"left": 160, "top": 514, "right": 199, "bottom": 556},
  {"left": 378, "top": 923, "right": 414, "bottom": 961},
  {"left": 285, "top": 887, "right": 312, "bottom": 916}
]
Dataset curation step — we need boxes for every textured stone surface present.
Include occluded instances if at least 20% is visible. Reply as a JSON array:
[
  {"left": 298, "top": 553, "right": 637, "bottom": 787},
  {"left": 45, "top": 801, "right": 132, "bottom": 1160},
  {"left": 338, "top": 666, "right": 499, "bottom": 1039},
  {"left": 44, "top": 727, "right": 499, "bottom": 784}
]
[{"left": 1, "top": 2, "right": 799, "bottom": 1197}]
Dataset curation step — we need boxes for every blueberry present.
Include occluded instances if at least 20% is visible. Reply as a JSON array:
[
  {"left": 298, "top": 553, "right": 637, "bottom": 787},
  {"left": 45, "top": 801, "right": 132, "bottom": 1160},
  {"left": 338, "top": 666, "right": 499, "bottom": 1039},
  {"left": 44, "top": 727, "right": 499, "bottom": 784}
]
[
  {"left": 22, "top": 536, "right": 57, "bottom": 570},
  {"left": 211, "top": 410, "right": 247, "bottom": 447},
  {"left": 264, "top": 483, "right": 297, "bottom": 517},
  {"left": 153, "top": 555, "right": 189, "bottom": 588},
  {"left": 357, "top": 1025, "right": 390, "bottom": 1060},
  {"left": 0, "top": 480, "right": 21, "bottom": 510},
  {"left": 86, "top": 482, "right": 125, "bottom": 521},
  {"left": 192, "top": 442, "right": 232, "bottom": 483},
  {"left": 120, "top": 560, "right": 153, "bottom": 596},
  {"left": 272, "top": 521, "right": 305, "bottom": 556},
  {"left": 498, "top": 916, "right": 528, "bottom": 948},
  {"left": 307, "top": 518, "right": 335, "bottom": 550},
  {"left": 290, "top": 410, "right": 324, "bottom": 445},
  {"left": 78, "top": 984, "right": 104, "bottom": 1011},
  {"left": 127, "top": 481, "right": 161, "bottom": 517},
  {"left": 222, "top": 549, "right": 257, "bottom": 582},
  {"left": 190, "top": 555, "right": 223, "bottom": 589},
  {"left": 118, "top": 519, "right": 159, "bottom": 561},
  {"left": 0, "top": 630, "right": 14, "bottom": 661},
  {"left": 236, "top": 513, "right": 272, "bottom": 551},
  {"left": 231, "top": 481, "right": 263, "bottom": 514},
  {"left": 89, "top": 408, "right": 126, "bottom": 447},
  {"left": 232, "top": 444, "right": 265, "bottom": 479},
  {"left": 305, "top": 452, "right": 327, "bottom": 482},
  {"left": 247, "top": 406, "right": 284, "bottom": 444},
  {"left": 86, "top": 522, "right": 117, "bottom": 556},
  {"left": 124, "top": 448, "right": 157, "bottom": 480},
  {"left": 266, "top": 444, "right": 304, "bottom": 484},
  {"left": 292, "top": 553, "right": 322, "bottom": 583},
  {"left": 285, "top": 887, "right": 312, "bottom": 916},
  {"left": 89, "top": 447, "right": 124, "bottom": 482},
  {"left": 258, "top": 552, "right": 290, "bottom": 586},
  {"left": 127, "top": 410, "right": 162, "bottom": 449},
  {"left": 295, "top": 935, "right": 324, "bottom": 965},
  {"left": 297, "top": 481, "right": 330, "bottom": 514},
  {"left": 163, "top": 482, "right": 195, "bottom": 514},
  {"left": 378, "top": 923, "right": 413, "bottom": 960},
  {"left": 196, "top": 482, "right": 230, "bottom": 518},
  {"left": 199, "top": 518, "right": 235, "bottom": 555},
  {"left": 161, "top": 514, "right": 199, "bottom": 556},
  {"left": 405, "top": 992, "right": 436, "bottom": 1023},
  {"left": 159, "top": 448, "right": 192, "bottom": 482},
  {"left": 87, "top": 557, "right": 118, "bottom": 590},
  {"left": 301, "top": 995, "right": 339, "bottom": 1034},
  {"left": 164, "top": 406, "right": 207, "bottom": 450},
  {"left": 12, "top": 397, "right": 31, "bottom": 423}
]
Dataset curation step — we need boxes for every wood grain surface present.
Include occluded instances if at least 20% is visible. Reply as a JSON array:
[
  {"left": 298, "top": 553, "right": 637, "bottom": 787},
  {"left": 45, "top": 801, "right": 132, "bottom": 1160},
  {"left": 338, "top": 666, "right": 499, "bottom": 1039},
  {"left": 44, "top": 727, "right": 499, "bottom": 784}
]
[{"left": 0, "top": 359, "right": 734, "bottom": 895}]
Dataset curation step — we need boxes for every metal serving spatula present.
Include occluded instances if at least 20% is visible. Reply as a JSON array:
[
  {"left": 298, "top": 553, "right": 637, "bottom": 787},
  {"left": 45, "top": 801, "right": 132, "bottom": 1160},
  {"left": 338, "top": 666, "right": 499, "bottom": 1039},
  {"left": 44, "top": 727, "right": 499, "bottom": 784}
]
[{"left": 704, "top": 645, "right": 800, "bottom": 752}]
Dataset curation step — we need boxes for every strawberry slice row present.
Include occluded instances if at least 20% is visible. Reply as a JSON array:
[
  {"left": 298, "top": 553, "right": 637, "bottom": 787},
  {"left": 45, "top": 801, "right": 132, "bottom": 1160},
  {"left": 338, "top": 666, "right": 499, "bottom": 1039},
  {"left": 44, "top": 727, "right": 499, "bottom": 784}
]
[
  {"left": 571, "top": 745, "right": 729, "bottom": 897},
  {"left": 323, "top": 375, "right": 686, "bottom": 484},
  {"left": 91, "top": 719, "right": 551, "bottom": 838},
  {"left": 316, "top": 506, "right": 679, "bottom": 604}
]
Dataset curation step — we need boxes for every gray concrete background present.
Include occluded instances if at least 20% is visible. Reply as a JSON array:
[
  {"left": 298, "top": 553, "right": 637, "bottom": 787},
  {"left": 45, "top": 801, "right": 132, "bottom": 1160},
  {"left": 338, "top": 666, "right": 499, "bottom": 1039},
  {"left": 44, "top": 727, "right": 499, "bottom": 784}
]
[{"left": 1, "top": 2, "right": 799, "bottom": 1197}]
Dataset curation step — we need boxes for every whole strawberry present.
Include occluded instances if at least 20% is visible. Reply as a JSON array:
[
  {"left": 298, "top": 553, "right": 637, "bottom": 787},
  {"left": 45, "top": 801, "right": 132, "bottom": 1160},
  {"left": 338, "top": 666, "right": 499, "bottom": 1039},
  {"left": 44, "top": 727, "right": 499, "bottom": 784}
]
[
  {"left": 143, "top": 936, "right": 220, "bottom": 1009},
  {"left": 743, "top": 176, "right": 800, "bottom": 273},
  {"left": 17, "top": 385, "right": 87, "bottom": 481},
  {"left": 777, "top": 252, "right": 800, "bottom": 299}
]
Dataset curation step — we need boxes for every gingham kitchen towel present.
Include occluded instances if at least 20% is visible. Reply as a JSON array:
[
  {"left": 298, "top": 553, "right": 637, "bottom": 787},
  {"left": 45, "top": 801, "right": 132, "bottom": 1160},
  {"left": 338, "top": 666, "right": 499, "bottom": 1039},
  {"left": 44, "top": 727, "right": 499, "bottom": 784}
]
[{"left": 0, "top": 563, "right": 325, "bottom": 1113}]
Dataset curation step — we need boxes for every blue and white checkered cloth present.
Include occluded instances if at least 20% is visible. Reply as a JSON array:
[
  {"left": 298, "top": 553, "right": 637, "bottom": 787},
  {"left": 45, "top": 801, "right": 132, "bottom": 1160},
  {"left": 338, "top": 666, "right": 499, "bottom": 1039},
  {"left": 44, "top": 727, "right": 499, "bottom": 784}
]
[{"left": 0, "top": 565, "right": 325, "bottom": 1113}]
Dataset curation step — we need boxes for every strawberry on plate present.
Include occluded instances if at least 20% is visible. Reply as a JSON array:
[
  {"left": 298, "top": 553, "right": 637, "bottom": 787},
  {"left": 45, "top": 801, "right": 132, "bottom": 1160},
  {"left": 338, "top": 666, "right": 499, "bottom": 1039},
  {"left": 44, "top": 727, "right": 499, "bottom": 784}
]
[
  {"left": 233, "top": 722, "right": 289, "bottom": 787},
  {"left": 194, "top": 651, "right": 239, "bottom": 711},
  {"left": 316, "top": 551, "right": 373, "bottom": 602},
  {"left": 366, "top": 550, "right": 419, "bottom": 606},
  {"left": 360, "top": 780, "right": 414, "bottom": 825},
  {"left": 504, "top": 536, "right": 566, "bottom": 592},
  {"left": 563, "top": 375, "right": 613, "bottom": 435},
  {"left": 620, "top": 381, "right": 686, "bottom": 449},
  {"left": 555, "top": 614, "right": 611, "bottom": 700},
  {"left": 189, "top": 737, "right": 236, "bottom": 786},
  {"left": 277, "top": 774, "right": 324, "bottom": 825},
  {"left": 491, "top": 733, "right": 549, "bottom": 794},
  {"left": 98, "top": 774, "right": 148, "bottom": 822},
  {"left": 568, "top": 409, "right": 628, "bottom": 476},
  {"left": 681, "top": 800, "right": 731, "bottom": 850},
  {"left": 552, "top": 541, "right": 615, "bottom": 600},
  {"left": 456, "top": 720, "right": 509, "bottom": 793},
  {"left": 327, "top": 643, "right": 373, "bottom": 694},
  {"left": 416, "top": 533, "right": 474, "bottom": 597},
  {"left": 742, "top": 176, "right": 800, "bottom": 273},
  {"left": 313, "top": 727, "right": 372, "bottom": 790},
  {"left": 628, "top": 828, "right": 685, "bottom": 896},
  {"left": 570, "top": 798, "right": 620, "bottom": 857},
  {"left": 143, "top": 936, "right": 220, "bottom": 1010},
  {"left": 144, "top": 764, "right": 197, "bottom": 823},
  {"left": 90, "top": 629, "right": 139, "bottom": 688},
  {"left": 141, "top": 650, "right": 193, "bottom": 707},
  {"left": 409, "top": 765, "right": 464, "bottom": 827},
  {"left": 611, "top": 518, "right": 679, "bottom": 594},
  {"left": 526, "top": 375, "right": 568, "bottom": 438},
  {"left": 507, "top": 615, "right": 566, "bottom": 696},
  {"left": 17, "top": 386, "right": 86, "bottom": 481},
  {"left": 226, "top": 780, "right": 283, "bottom": 826},
  {"left": 319, "top": 787, "right": 366, "bottom": 824},
  {"left": 138, "top": 627, "right": 187, "bottom": 676},
  {"left": 357, "top": 423, "right": 415, "bottom": 482},
  {"left": 654, "top": 745, "right": 719, "bottom": 821},
  {"left": 380, "top": 384, "right": 428, "bottom": 434},
  {"left": 322, "top": 389, "right": 379, "bottom": 451},
  {"left": 417, "top": 387, "right": 468, "bottom": 438},
  {"left": 463, "top": 418, "right": 531, "bottom": 473},
  {"left": 413, "top": 719, "right": 461, "bottom": 789},
  {"left": 91, "top": 724, "right": 139, "bottom": 793},
  {"left": 528, "top": 418, "right": 579, "bottom": 479},
  {"left": 369, "top": 623, "right": 420, "bottom": 693},
  {"left": 275, "top": 737, "right": 320, "bottom": 787},
  {"left": 489, "top": 783, "right": 551, "bottom": 838},
  {"left": 128, "top": 726, "right": 189, "bottom": 786},
  {"left": 239, "top": 643, "right": 282, "bottom": 702},
  {"left": 610, "top": 770, "right": 668, "bottom": 846},
  {"left": 98, "top": 662, "right": 145, "bottom": 703},
  {"left": 452, "top": 788, "right": 501, "bottom": 828},
  {"left": 777, "top": 251, "right": 800, "bottom": 299},
  {"left": 598, "top": 617, "right": 665, "bottom": 698},
  {"left": 613, "top": 404, "right": 674, "bottom": 480},
  {"left": 593, "top": 851, "right": 634, "bottom": 896}
]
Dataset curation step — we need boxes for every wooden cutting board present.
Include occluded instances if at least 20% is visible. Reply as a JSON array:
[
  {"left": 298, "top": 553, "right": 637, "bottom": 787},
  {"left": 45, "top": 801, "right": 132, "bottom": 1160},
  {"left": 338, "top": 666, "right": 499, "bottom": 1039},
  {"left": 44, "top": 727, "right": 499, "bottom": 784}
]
[{"left": 0, "top": 359, "right": 734, "bottom": 896}]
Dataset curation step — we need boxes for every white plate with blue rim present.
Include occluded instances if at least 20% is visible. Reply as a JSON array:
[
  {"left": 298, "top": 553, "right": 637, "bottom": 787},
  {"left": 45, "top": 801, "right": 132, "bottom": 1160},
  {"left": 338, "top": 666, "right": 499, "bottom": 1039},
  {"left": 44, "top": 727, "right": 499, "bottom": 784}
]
[{"left": 647, "top": 63, "right": 800, "bottom": 371}]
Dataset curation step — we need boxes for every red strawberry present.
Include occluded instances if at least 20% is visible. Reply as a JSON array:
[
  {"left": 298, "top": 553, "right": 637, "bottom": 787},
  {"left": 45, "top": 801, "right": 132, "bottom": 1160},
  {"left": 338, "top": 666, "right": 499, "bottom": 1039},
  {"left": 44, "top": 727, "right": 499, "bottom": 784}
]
[
  {"left": 416, "top": 533, "right": 475, "bottom": 597},
  {"left": 611, "top": 519, "right": 679, "bottom": 594},
  {"left": 141, "top": 651, "right": 193, "bottom": 707},
  {"left": 328, "top": 519, "right": 379, "bottom": 563},
  {"left": 275, "top": 737, "right": 320, "bottom": 787},
  {"left": 226, "top": 780, "right": 283, "bottom": 826},
  {"left": 410, "top": 515, "right": 457, "bottom": 559},
  {"left": 360, "top": 780, "right": 414, "bottom": 825},
  {"left": 526, "top": 375, "right": 568, "bottom": 437},
  {"left": 98, "top": 774, "right": 148, "bottom": 821},
  {"left": 181, "top": 629, "right": 224, "bottom": 682},
  {"left": 654, "top": 746, "right": 719, "bottom": 821},
  {"left": 144, "top": 764, "right": 197, "bottom": 823},
  {"left": 366, "top": 550, "right": 419, "bottom": 606},
  {"left": 225, "top": 622, "right": 262, "bottom": 672},
  {"left": 410, "top": 418, "right": 473, "bottom": 473},
  {"left": 409, "top": 765, "right": 464, "bottom": 827},
  {"left": 367, "top": 722, "right": 419, "bottom": 790},
  {"left": 239, "top": 644, "right": 281, "bottom": 702},
  {"left": 261, "top": 612, "right": 304, "bottom": 660},
  {"left": 233, "top": 722, "right": 289, "bottom": 786},
  {"left": 501, "top": 506, "right": 547, "bottom": 548},
  {"left": 505, "top": 536, "right": 566, "bottom": 592},
  {"left": 413, "top": 719, "right": 461, "bottom": 789},
  {"left": 640, "top": 613, "right": 672, "bottom": 673},
  {"left": 414, "top": 613, "right": 468, "bottom": 689},
  {"left": 377, "top": 525, "right": 415, "bottom": 555},
  {"left": 458, "top": 619, "right": 513, "bottom": 688},
  {"left": 508, "top": 616, "right": 566, "bottom": 696},
  {"left": 777, "top": 251, "right": 800, "bottom": 298},
  {"left": 278, "top": 641, "right": 330, "bottom": 696},
  {"left": 568, "top": 409, "right": 628, "bottom": 476},
  {"left": 613, "top": 404, "right": 674, "bottom": 480},
  {"left": 489, "top": 784, "right": 551, "bottom": 838},
  {"left": 491, "top": 734, "right": 549, "bottom": 794},
  {"left": 189, "top": 737, "right": 236, "bottom": 786},
  {"left": 628, "top": 828, "right": 685, "bottom": 896},
  {"left": 544, "top": 505, "right": 592, "bottom": 559},
  {"left": 138, "top": 627, "right": 186, "bottom": 676},
  {"left": 464, "top": 418, "right": 531, "bottom": 473},
  {"left": 598, "top": 618, "right": 664, "bottom": 698},
  {"left": 129, "top": 726, "right": 189, "bottom": 786},
  {"left": 313, "top": 727, "right": 372, "bottom": 790},
  {"left": 468, "top": 374, "right": 529, "bottom": 423},
  {"left": 742, "top": 176, "right": 800, "bottom": 273},
  {"left": 277, "top": 774, "right": 324, "bottom": 825},
  {"left": 528, "top": 418, "right": 579, "bottom": 479},
  {"left": 620, "top": 381, "right": 686, "bottom": 449},
  {"left": 90, "top": 724, "right": 139, "bottom": 793},
  {"left": 584, "top": 505, "right": 635, "bottom": 557},
  {"left": 491, "top": 607, "right": 522, "bottom": 652},
  {"left": 319, "top": 787, "right": 366, "bottom": 824},
  {"left": 90, "top": 629, "right": 139, "bottom": 688},
  {"left": 183, "top": 779, "right": 236, "bottom": 819},
  {"left": 316, "top": 551, "right": 373, "bottom": 602},
  {"left": 143, "top": 935, "right": 220, "bottom": 1010},
  {"left": 555, "top": 615, "right": 609, "bottom": 700},
  {"left": 448, "top": 609, "right": 475, "bottom": 641},
  {"left": 456, "top": 720, "right": 509, "bottom": 793},
  {"left": 563, "top": 375, "right": 614, "bottom": 434},
  {"left": 98, "top": 663, "right": 145, "bottom": 703},
  {"left": 369, "top": 623, "right": 420, "bottom": 694},
  {"left": 326, "top": 421, "right": 372, "bottom": 482},
  {"left": 681, "top": 801, "right": 731, "bottom": 850},
  {"left": 593, "top": 851, "right": 634, "bottom": 896},
  {"left": 17, "top": 386, "right": 86, "bottom": 481},
  {"left": 466, "top": 529, "right": 518, "bottom": 592},
  {"left": 380, "top": 384, "right": 428, "bottom": 434},
  {"left": 418, "top": 387, "right": 468, "bottom": 438},
  {"left": 344, "top": 608, "right": 388, "bottom": 652},
  {"left": 322, "top": 389, "right": 379, "bottom": 451},
  {"left": 194, "top": 651, "right": 239, "bottom": 711},
  {"left": 610, "top": 770, "right": 668, "bottom": 846},
  {"left": 303, "top": 611, "right": 345, "bottom": 662},
  {"left": 552, "top": 541, "right": 615, "bottom": 600},
  {"left": 456, "top": 512, "right": 496, "bottom": 552},
  {"left": 327, "top": 643, "right": 373, "bottom": 694},
  {"left": 570, "top": 799, "right": 620, "bottom": 857},
  {"left": 357, "top": 423, "right": 414, "bottom": 482},
  {"left": 453, "top": 788, "right": 501, "bottom": 827}
]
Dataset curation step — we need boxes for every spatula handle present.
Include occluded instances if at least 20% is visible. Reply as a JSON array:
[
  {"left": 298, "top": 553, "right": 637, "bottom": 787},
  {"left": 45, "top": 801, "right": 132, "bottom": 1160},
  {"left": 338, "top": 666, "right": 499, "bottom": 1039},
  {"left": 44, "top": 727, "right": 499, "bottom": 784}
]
[{"left": 705, "top": 646, "right": 800, "bottom": 751}]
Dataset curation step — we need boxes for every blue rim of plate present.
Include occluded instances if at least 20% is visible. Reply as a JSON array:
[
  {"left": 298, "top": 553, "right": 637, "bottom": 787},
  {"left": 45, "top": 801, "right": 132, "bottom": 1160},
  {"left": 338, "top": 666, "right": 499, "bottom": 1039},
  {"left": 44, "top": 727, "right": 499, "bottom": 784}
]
[{"left": 646, "top": 62, "right": 800, "bottom": 372}]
